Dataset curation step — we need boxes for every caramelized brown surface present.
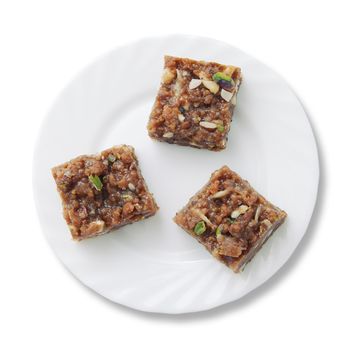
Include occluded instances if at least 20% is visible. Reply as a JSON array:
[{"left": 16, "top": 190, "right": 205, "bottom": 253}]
[
  {"left": 148, "top": 56, "right": 242, "bottom": 151},
  {"left": 52, "top": 145, "right": 158, "bottom": 240},
  {"left": 174, "top": 166, "right": 287, "bottom": 272}
]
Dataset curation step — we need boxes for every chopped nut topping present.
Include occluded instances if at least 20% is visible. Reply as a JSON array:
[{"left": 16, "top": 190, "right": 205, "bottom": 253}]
[
  {"left": 173, "top": 165, "right": 287, "bottom": 273},
  {"left": 261, "top": 219, "right": 272, "bottom": 228},
  {"left": 217, "top": 124, "right": 225, "bottom": 132},
  {"left": 231, "top": 205, "right": 249, "bottom": 219},
  {"left": 202, "top": 80, "right": 219, "bottom": 94},
  {"left": 52, "top": 145, "right": 158, "bottom": 241},
  {"left": 215, "top": 225, "right": 222, "bottom": 237},
  {"left": 189, "top": 78, "right": 202, "bottom": 89},
  {"left": 162, "top": 68, "right": 176, "bottom": 84},
  {"left": 63, "top": 170, "right": 72, "bottom": 177},
  {"left": 107, "top": 154, "right": 116, "bottom": 163},
  {"left": 147, "top": 56, "right": 243, "bottom": 151},
  {"left": 231, "top": 93, "right": 237, "bottom": 106},
  {"left": 128, "top": 183, "right": 136, "bottom": 191},
  {"left": 213, "top": 72, "right": 233, "bottom": 89},
  {"left": 178, "top": 114, "right": 185, "bottom": 122},
  {"left": 254, "top": 204, "right": 263, "bottom": 222},
  {"left": 163, "top": 132, "right": 174, "bottom": 138},
  {"left": 174, "top": 69, "right": 183, "bottom": 98},
  {"left": 221, "top": 89, "right": 234, "bottom": 102},
  {"left": 88, "top": 175, "right": 103, "bottom": 191},
  {"left": 211, "top": 188, "right": 231, "bottom": 199},
  {"left": 194, "top": 221, "right": 206, "bottom": 235},
  {"left": 83, "top": 220, "right": 105, "bottom": 235},
  {"left": 230, "top": 210, "right": 240, "bottom": 219},
  {"left": 199, "top": 121, "right": 218, "bottom": 129},
  {"left": 213, "top": 72, "right": 232, "bottom": 83},
  {"left": 192, "top": 209, "right": 213, "bottom": 228}
]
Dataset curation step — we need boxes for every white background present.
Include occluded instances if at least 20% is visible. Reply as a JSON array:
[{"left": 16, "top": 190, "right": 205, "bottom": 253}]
[{"left": 0, "top": 0, "right": 349, "bottom": 349}]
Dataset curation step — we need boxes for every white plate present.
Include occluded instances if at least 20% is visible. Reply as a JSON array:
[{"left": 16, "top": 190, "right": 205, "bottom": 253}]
[{"left": 33, "top": 35, "right": 319, "bottom": 314}]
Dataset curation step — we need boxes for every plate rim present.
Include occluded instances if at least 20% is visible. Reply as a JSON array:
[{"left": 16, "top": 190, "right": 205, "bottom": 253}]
[{"left": 32, "top": 34, "right": 320, "bottom": 314}]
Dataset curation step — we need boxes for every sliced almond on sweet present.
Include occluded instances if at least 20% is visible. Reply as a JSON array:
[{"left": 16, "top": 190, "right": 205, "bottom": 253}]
[
  {"left": 231, "top": 210, "right": 240, "bottom": 219},
  {"left": 231, "top": 94, "right": 237, "bottom": 106},
  {"left": 202, "top": 80, "right": 219, "bottom": 94},
  {"left": 128, "top": 183, "right": 136, "bottom": 191},
  {"left": 259, "top": 219, "right": 273, "bottom": 233},
  {"left": 239, "top": 205, "right": 249, "bottom": 213},
  {"left": 192, "top": 209, "right": 214, "bottom": 228},
  {"left": 174, "top": 69, "right": 183, "bottom": 97},
  {"left": 199, "top": 121, "right": 217, "bottom": 129},
  {"left": 261, "top": 219, "right": 272, "bottom": 228},
  {"left": 163, "top": 132, "right": 174, "bottom": 138},
  {"left": 189, "top": 79, "right": 202, "bottom": 89},
  {"left": 231, "top": 205, "right": 249, "bottom": 219},
  {"left": 254, "top": 204, "right": 263, "bottom": 222},
  {"left": 221, "top": 89, "right": 234, "bottom": 102},
  {"left": 211, "top": 188, "right": 232, "bottom": 199}
]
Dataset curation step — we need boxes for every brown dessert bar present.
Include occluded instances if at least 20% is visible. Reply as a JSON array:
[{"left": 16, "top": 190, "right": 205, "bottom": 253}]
[
  {"left": 52, "top": 145, "right": 158, "bottom": 240},
  {"left": 147, "top": 56, "right": 242, "bottom": 151},
  {"left": 174, "top": 166, "right": 287, "bottom": 272}
]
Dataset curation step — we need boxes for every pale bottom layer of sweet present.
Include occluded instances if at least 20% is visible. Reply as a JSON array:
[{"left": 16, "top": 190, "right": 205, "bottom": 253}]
[{"left": 73, "top": 212, "right": 156, "bottom": 241}]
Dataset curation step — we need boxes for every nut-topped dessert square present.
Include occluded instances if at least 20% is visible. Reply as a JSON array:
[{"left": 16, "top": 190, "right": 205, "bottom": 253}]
[
  {"left": 52, "top": 145, "right": 158, "bottom": 240},
  {"left": 147, "top": 56, "right": 242, "bottom": 151},
  {"left": 174, "top": 166, "right": 287, "bottom": 272}
]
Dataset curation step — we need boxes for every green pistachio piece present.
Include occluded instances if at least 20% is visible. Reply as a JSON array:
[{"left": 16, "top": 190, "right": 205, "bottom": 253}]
[
  {"left": 88, "top": 175, "right": 103, "bottom": 191},
  {"left": 217, "top": 124, "right": 225, "bottom": 132},
  {"left": 216, "top": 225, "right": 222, "bottom": 237},
  {"left": 107, "top": 154, "right": 116, "bottom": 162},
  {"left": 213, "top": 72, "right": 232, "bottom": 83},
  {"left": 194, "top": 221, "right": 206, "bottom": 235}
]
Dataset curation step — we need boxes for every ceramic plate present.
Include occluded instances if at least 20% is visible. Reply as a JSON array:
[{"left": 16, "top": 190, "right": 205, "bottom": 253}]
[{"left": 33, "top": 35, "right": 319, "bottom": 314}]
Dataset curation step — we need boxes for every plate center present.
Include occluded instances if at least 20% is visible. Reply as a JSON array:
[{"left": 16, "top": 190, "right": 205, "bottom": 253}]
[{"left": 94, "top": 93, "right": 266, "bottom": 262}]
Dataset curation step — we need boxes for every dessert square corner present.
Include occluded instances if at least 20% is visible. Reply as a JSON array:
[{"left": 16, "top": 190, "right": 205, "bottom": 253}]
[
  {"left": 174, "top": 166, "right": 287, "bottom": 272},
  {"left": 147, "top": 56, "right": 242, "bottom": 151},
  {"left": 51, "top": 145, "right": 158, "bottom": 241}
]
